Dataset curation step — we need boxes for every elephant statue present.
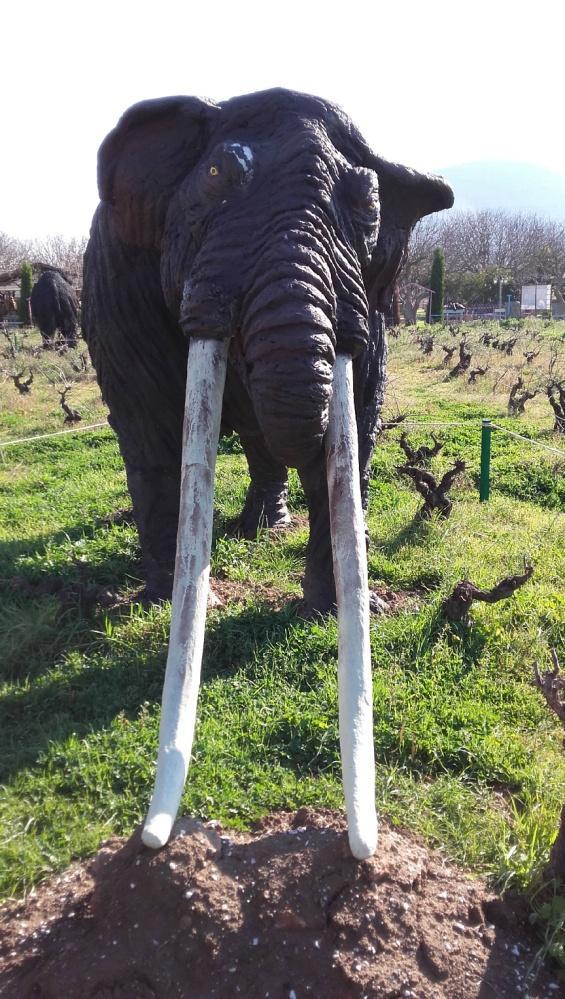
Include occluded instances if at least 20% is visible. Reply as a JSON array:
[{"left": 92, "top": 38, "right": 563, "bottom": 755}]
[
  {"left": 30, "top": 269, "right": 80, "bottom": 348},
  {"left": 83, "top": 88, "right": 453, "bottom": 858}
]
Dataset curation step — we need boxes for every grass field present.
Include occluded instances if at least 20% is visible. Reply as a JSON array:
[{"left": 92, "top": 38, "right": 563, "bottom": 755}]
[{"left": 1, "top": 321, "right": 564, "bottom": 963}]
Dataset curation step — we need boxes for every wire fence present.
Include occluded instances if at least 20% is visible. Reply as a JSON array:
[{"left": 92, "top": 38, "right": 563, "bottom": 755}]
[
  {"left": 0, "top": 422, "right": 110, "bottom": 449},
  {"left": 490, "top": 423, "right": 565, "bottom": 457},
  {"left": 0, "top": 416, "right": 563, "bottom": 505}
]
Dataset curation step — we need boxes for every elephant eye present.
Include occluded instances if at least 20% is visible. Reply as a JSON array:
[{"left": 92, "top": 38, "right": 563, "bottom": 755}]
[{"left": 209, "top": 165, "right": 219, "bottom": 177}]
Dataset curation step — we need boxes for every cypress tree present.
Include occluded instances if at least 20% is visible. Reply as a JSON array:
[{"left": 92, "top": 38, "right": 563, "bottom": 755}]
[
  {"left": 18, "top": 262, "right": 33, "bottom": 325},
  {"left": 429, "top": 248, "right": 445, "bottom": 324}
]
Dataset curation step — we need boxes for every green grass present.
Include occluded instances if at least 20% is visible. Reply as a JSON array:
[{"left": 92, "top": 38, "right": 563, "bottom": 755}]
[{"left": 0, "top": 323, "right": 564, "bottom": 964}]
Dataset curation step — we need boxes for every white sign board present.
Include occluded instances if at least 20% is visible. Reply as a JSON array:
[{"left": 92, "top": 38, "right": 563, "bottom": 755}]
[{"left": 521, "top": 284, "right": 551, "bottom": 312}]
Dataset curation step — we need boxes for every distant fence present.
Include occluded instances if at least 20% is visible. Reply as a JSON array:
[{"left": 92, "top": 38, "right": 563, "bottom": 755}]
[
  {"left": 391, "top": 418, "right": 565, "bottom": 503},
  {"left": 1, "top": 418, "right": 563, "bottom": 506}
]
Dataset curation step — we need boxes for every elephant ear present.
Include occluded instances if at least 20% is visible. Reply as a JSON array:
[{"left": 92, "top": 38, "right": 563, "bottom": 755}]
[
  {"left": 98, "top": 96, "right": 220, "bottom": 248},
  {"left": 371, "top": 156, "right": 453, "bottom": 229},
  {"left": 365, "top": 156, "right": 453, "bottom": 307},
  {"left": 322, "top": 107, "right": 453, "bottom": 306}
]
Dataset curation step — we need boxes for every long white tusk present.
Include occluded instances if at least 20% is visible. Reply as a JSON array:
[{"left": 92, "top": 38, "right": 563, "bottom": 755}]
[
  {"left": 142, "top": 337, "right": 229, "bottom": 849},
  {"left": 325, "top": 353, "right": 378, "bottom": 860}
]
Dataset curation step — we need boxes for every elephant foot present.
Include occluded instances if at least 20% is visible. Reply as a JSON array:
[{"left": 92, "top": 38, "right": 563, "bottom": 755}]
[
  {"left": 142, "top": 562, "right": 174, "bottom": 603},
  {"left": 229, "top": 481, "right": 291, "bottom": 539},
  {"left": 369, "top": 590, "right": 388, "bottom": 614},
  {"left": 135, "top": 580, "right": 223, "bottom": 610},
  {"left": 300, "top": 572, "right": 388, "bottom": 618},
  {"left": 300, "top": 571, "right": 336, "bottom": 617}
]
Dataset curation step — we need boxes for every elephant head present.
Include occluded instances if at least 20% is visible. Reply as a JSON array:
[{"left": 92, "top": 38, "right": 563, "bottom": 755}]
[
  {"left": 97, "top": 88, "right": 451, "bottom": 466},
  {"left": 87, "top": 88, "right": 453, "bottom": 859}
]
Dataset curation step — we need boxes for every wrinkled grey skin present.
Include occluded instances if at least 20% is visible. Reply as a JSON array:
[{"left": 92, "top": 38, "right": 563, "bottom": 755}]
[{"left": 83, "top": 88, "right": 453, "bottom": 610}]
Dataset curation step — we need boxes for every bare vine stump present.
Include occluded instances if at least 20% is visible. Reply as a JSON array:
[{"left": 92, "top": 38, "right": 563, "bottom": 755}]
[
  {"left": 12, "top": 370, "right": 33, "bottom": 394},
  {"left": 59, "top": 387, "right": 82, "bottom": 423},
  {"left": 468, "top": 365, "right": 488, "bottom": 384},
  {"left": 508, "top": 376, "right": 537, "bottom": 416},
  {"left": 449, "top": 340, "right": 472, "bottom": 378},
  {"left": 398, "top": 459, "right": 465, "bottom": 520},
  {"left": 442, "top": 344, "right": 456, "bottom": 366},
  {"left": 547, "top": 383, "right": 565, "bottom": 433},
  {"left": 399, "top": 432, "right": 443, "bottom": 465},
  {"left": 442, "top": 566, "right": 534, "bottom": 625}
]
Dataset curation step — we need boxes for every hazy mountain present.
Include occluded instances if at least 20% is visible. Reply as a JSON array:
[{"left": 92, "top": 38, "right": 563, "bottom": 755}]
[{"left": 435, "top": 162, "right": 565, "bottom": 219}]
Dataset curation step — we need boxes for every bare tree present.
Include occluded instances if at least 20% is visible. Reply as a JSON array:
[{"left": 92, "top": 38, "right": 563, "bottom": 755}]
[
  {"left": 398, "top": 282, "right": 432, "bottom": 324},
  {"left": 31, "top": 234, "right": 86, "bottom": 281},
  {"left": 0, "top": 233, "right": 86, "bottom": 286},
  {"left": 0, "top": 232, "right": 33, "bottom": 271},
  {"left": 406, "top": 210, "right": 565, "bottom": 302}
]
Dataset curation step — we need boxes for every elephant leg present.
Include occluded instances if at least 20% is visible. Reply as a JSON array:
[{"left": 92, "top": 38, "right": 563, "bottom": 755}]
[
  {"left": 62, "top": 324, "right": 78, "bottom": 349},
  {"left": 300, "top": 319, "right": 387, "bottom": 617},
  {"left": 354, "top": 314, "right": 387, "bottom": 516},
  {"left": 221, "top": 364, "right": 290, "bottom": 538},
  {"left": 103, "top": 383, "right": 185, "bottom": 601},
  {"left": 231, "top": 431, "right": 291, "bottom": 538},
  {"left": 117, "top": 450, "right": 181, "bottom": 600},
  {"left": 354, "top": 315, "right": 389, "bottom": 613},
  {"left": 298, "top": 451, "right": 336, "bottom": 614},
  {"left": 40, "top": 322, "right": 56, "bottom": 349},
  {"left": 83, "top": 208, "right": 187, "bottom": 601}
]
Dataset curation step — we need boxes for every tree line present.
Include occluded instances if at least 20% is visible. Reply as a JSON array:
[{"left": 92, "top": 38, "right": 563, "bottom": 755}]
[
  {"left": 3, "top": 211, "right": 565, "bottom": 311},
  {"left": 404, "top": 209, "right": 565, "bottom": 306},
  {"left": 0, "top": 232, "right": 87, "bottom": 279}
]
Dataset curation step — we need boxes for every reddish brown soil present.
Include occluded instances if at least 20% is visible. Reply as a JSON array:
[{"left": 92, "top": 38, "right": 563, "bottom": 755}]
[{"left": 0, "top": 809, "right": 560, "bottom": 998}]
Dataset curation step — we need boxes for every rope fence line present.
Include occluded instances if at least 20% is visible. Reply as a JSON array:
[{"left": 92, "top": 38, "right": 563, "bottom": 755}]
[
  {"left": 0, "top": 422, "right": 110, "bottom": 449},
  {"left": 490, "top": 423, "right": 565, "bottom": 458},
  {"left": 388, "top": 420, "right": 471, "bottom": 428},
  {"left": 0, "top": 416, "right": 562, "bottom": 508},
  {"left": 386, "top": 419, "right": 565, "bottom": 456}
]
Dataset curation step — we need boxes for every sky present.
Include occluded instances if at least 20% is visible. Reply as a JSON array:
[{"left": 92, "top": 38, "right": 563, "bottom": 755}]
[{"left": 2, "top": 0, "right": 564, "bottom": 240}]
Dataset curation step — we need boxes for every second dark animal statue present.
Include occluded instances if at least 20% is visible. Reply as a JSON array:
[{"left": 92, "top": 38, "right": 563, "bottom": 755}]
[
  {"left": 30, "top": 270, "right": 80, "bottom": 348},
  {"left": 83, "top": 88, "right": 453, "bottom": 611}
]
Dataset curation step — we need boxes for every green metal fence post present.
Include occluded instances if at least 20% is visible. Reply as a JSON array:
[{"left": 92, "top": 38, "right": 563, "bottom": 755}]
[{"left": 479, "top": 419, "right": 492, "bottom": 502}]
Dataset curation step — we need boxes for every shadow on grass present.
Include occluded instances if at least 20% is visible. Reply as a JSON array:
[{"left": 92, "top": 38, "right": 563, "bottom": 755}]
[
  {"left": 377, "top": 517, "right": 430, "bottom": 556},
  {"left": 0, "top": 598, "right": 304, "bottom": 785}
]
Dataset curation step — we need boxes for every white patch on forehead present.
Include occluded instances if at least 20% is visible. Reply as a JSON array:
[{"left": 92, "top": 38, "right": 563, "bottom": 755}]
[{"left": 228, "top": 143, "right": 253, "bottom": 173}]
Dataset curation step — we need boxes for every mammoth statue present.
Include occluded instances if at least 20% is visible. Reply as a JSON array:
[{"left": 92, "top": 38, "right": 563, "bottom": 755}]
[
  {"left": 30, "top": 269, "right": 80, "bottom": 348},
  {"left": 83, "top": 88, "right": 453, "bottom": 858}
]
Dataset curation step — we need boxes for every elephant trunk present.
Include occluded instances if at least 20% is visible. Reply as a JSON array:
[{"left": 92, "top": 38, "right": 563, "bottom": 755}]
[{"left": 241, "top": 277, "right": 336, "bottom": 467}]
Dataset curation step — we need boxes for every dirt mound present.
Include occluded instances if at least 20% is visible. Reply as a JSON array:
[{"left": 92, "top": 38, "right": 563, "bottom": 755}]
[{"left": 0, "top": 809, "right": 559, "bottom": 998}]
